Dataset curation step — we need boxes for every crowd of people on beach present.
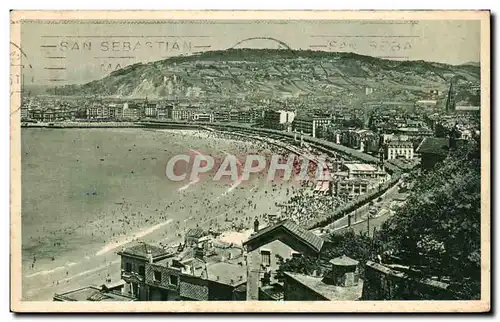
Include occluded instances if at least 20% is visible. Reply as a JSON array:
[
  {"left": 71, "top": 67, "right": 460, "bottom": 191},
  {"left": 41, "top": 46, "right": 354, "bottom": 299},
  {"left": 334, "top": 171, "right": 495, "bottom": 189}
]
[{"left": 25, "top": 127, "right": 346, "bottom": 300}]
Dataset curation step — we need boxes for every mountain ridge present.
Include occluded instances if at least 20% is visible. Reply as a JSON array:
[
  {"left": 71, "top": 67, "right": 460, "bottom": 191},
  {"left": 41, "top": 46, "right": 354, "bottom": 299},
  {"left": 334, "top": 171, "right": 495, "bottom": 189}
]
[{"left": 52, "top": 49, "right": 481, "bottom": 100}]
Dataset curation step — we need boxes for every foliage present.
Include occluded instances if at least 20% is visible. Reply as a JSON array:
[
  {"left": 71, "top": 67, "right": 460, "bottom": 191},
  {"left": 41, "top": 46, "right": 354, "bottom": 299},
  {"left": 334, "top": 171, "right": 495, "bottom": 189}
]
[
  {"left": 50, "top": 48, "right": 480, "bottom": 97},
  {"left": 276, "top": 230, "right": 375, "bottom": 280},
  {"left": 276, "top": 131, "right": 481, "bottom": 300},
  {"left": 342, "top": 118, "right": 364, "bottom": 129},
  {"left": 378, "top": 138, "right": 481, "bottom": 299}
]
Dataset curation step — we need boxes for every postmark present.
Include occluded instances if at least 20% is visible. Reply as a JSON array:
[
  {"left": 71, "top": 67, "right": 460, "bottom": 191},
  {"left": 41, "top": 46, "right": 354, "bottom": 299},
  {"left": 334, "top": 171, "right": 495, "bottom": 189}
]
[{"left": 10, "top": 42, "right": 34, "bottom": 115}]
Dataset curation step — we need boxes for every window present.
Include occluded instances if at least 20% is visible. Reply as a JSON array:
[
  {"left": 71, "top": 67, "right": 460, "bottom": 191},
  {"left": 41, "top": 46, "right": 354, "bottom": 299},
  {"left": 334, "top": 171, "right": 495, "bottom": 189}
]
[
  {"left": 139, "top": 265, "right": 145, "bottom": 277},
  {"left": 261, "top": 250, "right": 271, "bottom": 267},
  {"left": 154, "top": 271, "right": 162, "bottom": 282},
  {"left": 169, "top": 275, "right": 178, "bottom": 286},
  {"left": 125, "top": 262, "right": 132, "bottom": 272},
  {"left": 132, "top": 282, "right": 139, "bottom": 297}
]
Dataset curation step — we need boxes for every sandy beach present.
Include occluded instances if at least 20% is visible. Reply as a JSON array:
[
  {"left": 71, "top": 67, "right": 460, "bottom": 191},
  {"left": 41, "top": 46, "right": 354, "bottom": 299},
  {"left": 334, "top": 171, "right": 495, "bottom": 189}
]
[{"left": 21, "top": 128, "right": 296, "bottom": 300}]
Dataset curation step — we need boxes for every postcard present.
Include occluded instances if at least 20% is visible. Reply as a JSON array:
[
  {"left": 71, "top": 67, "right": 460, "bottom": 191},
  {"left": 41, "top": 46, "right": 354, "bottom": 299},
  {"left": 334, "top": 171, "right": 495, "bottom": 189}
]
[{"left": 10, "top": 10, "right": 490, "bottom": 313}]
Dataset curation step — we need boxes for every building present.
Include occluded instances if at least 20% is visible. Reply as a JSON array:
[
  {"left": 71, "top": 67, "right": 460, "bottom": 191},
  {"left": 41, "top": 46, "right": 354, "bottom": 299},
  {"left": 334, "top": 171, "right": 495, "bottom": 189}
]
[
  {"left": 213, "top": 109, "right": 231, "bottom": 122},
  {"left": 53, "top": 284, "right": 136, "bottom": 302},
  {"left": 145, "top": 257, "right": 182, "bottom": 301},
  {"left": 229, "top": 109, "right": 239, "bottom": 123},
  {"left": 117, "top": 243, "right": 173, "bottom": 300},
  {"left": 363, "top": 261, "right": 453, "bottom": 300},
  {"left": 243, "top": 219, "right": 325, "bottom": 300},
  {"left": 192, "top": 113, "right": 214, "bottom": 123},
  {"left": 343, "top": 129, "right": 378, "bottom": 152},
  {"left": 165, "top": 105, "right": 174, "bottom": 119},
  {"left": 171, "top": 108, "right": 194, "bottom": 121},
  {"left": 385, "top": 140, "right": 414, "bottom": 160},
  {"left": 238, "top": 109, "right": 259, "bottom": 124},
  {"left": 264, "top": 110, "right": 295, "bottom": 131},
  {"left": 333, "top": 178, "right": 371, "bottom": 199},
  {"left": 181, "top": 262, "right": 246, "bottom": 301},
  {"left": 122, "top": 103, "right": 143, "bottom": 120},
  {"left": 108, "top": 103, "right": 123, "bottom": 120},
  {"left": 118, "top": 240, "right": 248, "bottom": 301},
  {"left": 455, "top": 105, "right": 480, "bottom": 115},
  {"left": 20, "top": 105, "right": 29, "bottom": 119},
  {"left": 342, "top": 163, "right": 379, "bottom": 179},
  {"left": 415, "top": 137, "right": 450, "bottom": 170},
  {"left": 86, "top": 104, "right": 110, "bottom": 120},
  {"left": 157, "top": 105, "right": 168, "bottom": 119},
  {"left": 292, "top": 116, "right": 331, "bottom": 138},
  {"left": 144, "top": 103, "right": 158, "bottom": 118},
  {"left": 415, "top": 100, "right": 438, "bottom": 108},
  {"left": 145, "top": 253, "right": 247, "bottom": 301},
  {"left": 185, "top": 227, "right": 210, "bottom": 247},
  {"left": 283, "top": 255, "right": 364, "bottom": 301},
  {"left": 393, "top": 127, "right": 434, "bottom": 138}
]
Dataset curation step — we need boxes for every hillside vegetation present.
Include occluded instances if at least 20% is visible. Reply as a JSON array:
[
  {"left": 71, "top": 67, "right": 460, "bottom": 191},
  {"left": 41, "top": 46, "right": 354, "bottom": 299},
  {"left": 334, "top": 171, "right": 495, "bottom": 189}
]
[{"left": 53, "top": 49, "right": 480, "bottom": 100}]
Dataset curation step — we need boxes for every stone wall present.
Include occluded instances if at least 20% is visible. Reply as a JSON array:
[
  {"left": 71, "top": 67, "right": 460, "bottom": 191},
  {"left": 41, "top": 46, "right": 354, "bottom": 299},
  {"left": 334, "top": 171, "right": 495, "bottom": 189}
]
[{"left": 363, "top": 261, "right": 454, "bottom": 300}]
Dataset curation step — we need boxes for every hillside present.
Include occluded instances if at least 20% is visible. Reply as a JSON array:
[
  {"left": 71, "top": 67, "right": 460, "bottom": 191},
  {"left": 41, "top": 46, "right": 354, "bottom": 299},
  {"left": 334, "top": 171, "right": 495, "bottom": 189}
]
[{"left": 53, "top": 49, "right": 481, "bottom": 100}]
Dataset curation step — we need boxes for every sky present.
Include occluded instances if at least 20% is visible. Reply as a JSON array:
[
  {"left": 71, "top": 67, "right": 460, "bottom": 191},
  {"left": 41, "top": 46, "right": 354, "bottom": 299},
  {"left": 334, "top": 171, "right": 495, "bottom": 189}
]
[{"left": 18, "top": 19, "right": 481, "bottom": 85}]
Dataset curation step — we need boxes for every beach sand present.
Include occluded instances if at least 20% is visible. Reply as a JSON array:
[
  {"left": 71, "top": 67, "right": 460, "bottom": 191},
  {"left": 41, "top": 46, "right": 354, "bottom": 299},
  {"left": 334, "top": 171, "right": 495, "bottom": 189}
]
[{"left": 21, "top": 128, "right": 295, "bottom": 300}]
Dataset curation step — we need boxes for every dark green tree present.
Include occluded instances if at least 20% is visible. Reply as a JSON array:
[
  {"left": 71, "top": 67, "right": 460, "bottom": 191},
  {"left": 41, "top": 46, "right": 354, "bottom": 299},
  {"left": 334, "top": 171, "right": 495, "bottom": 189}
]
[{"left": 378, "top": 137, "right": 481, "bottom": 299}]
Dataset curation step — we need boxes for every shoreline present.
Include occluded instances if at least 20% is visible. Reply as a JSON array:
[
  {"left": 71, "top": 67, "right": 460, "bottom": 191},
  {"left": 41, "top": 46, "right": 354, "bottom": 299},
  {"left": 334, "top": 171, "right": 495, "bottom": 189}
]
[
  {"left": 21, "top": 127, "right": 292, "bottom": 300},
  {"left": 21, "top": 121, "right": 142, "bottom": 128}
]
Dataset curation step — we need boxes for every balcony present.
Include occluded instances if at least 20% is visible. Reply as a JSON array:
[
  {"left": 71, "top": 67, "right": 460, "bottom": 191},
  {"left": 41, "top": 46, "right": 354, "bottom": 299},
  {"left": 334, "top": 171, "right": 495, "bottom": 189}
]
[{"left": 121, "top": 269, "right": 145, "bottom": 282}]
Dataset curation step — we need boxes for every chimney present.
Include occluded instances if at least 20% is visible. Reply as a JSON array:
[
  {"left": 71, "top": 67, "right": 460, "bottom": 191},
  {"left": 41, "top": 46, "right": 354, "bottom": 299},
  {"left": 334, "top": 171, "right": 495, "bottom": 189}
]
[
  {"left": 253, "top": 218, "right": 259, "bottom": 233},
  {"left": 322, "top": 255, "right": 359, "bottom": 287},
  {"left": 146, "top": 248, "right": 153, "bottom": 264}
]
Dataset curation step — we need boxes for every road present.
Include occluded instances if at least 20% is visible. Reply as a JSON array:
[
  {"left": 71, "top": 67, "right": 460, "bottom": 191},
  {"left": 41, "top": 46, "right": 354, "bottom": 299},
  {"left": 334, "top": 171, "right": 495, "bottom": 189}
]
[{"left": 313, "top": 179, "right": 404, "bottom": 237}]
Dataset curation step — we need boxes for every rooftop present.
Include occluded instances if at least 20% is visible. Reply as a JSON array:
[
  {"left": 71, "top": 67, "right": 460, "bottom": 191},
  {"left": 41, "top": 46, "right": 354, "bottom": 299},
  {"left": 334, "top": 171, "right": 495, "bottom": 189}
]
[
  {"left": 387, "top": 140, "right": 413, "bottom": 148},
  {"left": 285, "top": 272, "right": 364, "bottom": 301},
  {"left": 344, "top": 163, "right": 377, "bottom": 172},
  {"left": 118, "top": 243, "right": 169, "bottom": 259},
  {"left": 206, "top": 262, "right": 247, "bottom": 286},
  {"left": 455, "top": 105, "right": 480, "bottom": 111},
  {"left": 243, "top": 219, "right": 324, "bottom": 253},
  {"left": 416, "top": 137, "right": 449, "bottom": 157},
  {"left": 53, "top": 286, "right": 135, "bottom": 302},
  {"left": 366, "top": 261, "right": 449, "bottom": 290},
  {"left": 260, "top": 283, "right": 285, "bottom": 300},
  {"left": 329, "top": 255, "right": 359, "bottom": 266},
  {"left": 186, "top": 227, "right": 206, "bottom": 238}
]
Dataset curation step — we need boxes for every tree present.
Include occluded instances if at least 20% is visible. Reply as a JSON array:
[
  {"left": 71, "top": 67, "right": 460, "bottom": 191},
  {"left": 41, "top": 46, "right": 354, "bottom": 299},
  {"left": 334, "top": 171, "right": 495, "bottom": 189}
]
[
  {"left": 276, "top": 230, "right": 375, "bottom": 280},
  {"left": 378, "top": 137, "right": 481, "bottom": 299},
  {"left": 342, "top": 118, "right": 364, "bottom": 129}
]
